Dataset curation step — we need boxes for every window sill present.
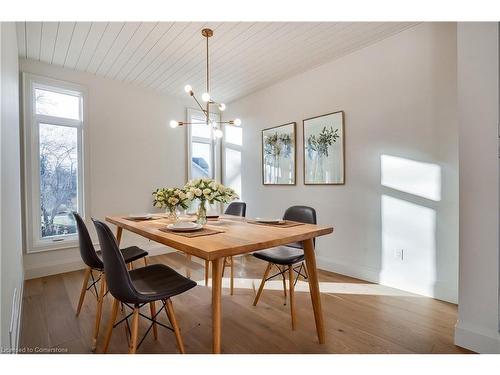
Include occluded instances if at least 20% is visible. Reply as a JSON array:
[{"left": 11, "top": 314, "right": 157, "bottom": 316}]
[{"left": 27, "top": 238, "right": 79, "bottom": 254}]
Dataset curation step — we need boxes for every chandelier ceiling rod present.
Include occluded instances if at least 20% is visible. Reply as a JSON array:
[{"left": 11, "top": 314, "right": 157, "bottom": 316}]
[{"left": 203, "top": 28, "right": 211, "bottom": 127}]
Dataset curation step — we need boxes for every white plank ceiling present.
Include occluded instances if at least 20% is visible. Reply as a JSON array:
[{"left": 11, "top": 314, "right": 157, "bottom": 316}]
[{"left": 16, "top": 22, "right": 419, "bottom": 102}]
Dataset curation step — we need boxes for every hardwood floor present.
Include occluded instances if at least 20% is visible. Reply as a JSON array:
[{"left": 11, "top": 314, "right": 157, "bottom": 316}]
[{"left": 20, "top": 252, "right": 471, "bottom": 354}]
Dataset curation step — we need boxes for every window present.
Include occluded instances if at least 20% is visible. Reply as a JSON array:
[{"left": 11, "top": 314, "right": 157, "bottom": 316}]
[
  {"left": 23, "top": 74, "right": 86, "bottom": 252},
  {"left": 187, "top": 108, "right": 221, "bottom": 181},
  {"left": 222, "top": 124, "right": 243, "bottom": 199}
]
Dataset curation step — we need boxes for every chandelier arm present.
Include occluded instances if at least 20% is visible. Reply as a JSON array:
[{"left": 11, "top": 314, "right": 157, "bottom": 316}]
[
  {"left": 191, "top": 94, "right": 207, "bottom": 115},
  {"left": 174, "top": 122, "right": 201, "bottom": 126}
]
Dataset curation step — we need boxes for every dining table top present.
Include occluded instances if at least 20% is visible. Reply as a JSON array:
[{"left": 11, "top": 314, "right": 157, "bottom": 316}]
[{"left": 106, "top": 214, "right": 334, "bottom": 260}]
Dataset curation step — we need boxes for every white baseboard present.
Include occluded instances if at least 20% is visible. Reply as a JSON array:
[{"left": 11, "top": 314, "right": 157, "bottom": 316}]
[
  {"left": 24, "top": 257, "right": 85, "bottom": 280},
  {"left": 316, "top": 255, "right": 381, "bottom": 284},
  {"left": 24, "top": 245, "right": 175, "bottom": 280},
  {"left": 455, "top": 321, "right": 500, "bottom": 353},
  {"left": 316, "top": 255, "right": 458, "bottom": 303}
]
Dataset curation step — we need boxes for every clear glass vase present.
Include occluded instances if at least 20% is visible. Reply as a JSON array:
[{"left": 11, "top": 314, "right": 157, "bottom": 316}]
[
  {"left": 196, "top": 200, "right": 207, "bottom": 225},
  {"left": 166, "top": 206, "right": 179, "bottom": 222}
]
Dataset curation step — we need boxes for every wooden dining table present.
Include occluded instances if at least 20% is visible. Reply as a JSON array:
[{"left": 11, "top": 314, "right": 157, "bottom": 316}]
[{"left": 106, "top": 214, "right": 333, "bottom": 354}]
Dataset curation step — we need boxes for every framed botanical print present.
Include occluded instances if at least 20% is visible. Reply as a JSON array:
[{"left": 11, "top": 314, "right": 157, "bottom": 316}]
[
  {"left": 303, "top": 111, "right": 345, "bottom": 185},
  {"left": 262, "top": 122, "right": 296, "bottom": 185}
]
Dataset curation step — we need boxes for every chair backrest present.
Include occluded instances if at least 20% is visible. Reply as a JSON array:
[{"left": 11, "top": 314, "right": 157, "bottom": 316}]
[
  {"left": 92, "top": 219, "right": 138, "bottom": 303},
  {"left": 73, "top": 212, "right": 103, "bottom": 269},
  {"left": 283, "top": 206, "right": 317, "bottom": 249},
  {"left": 225, "top": 201, "right": 247, "bottom": 217}
]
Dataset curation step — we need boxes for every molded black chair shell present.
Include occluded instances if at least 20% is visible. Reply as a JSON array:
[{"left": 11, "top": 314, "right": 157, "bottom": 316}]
[
  {"left": 93, "top": 219, "right": 196, "bottom": 305},
  {"left": 73, "top": 212, "right": 108, "bottom": 269},
  {"left": 225, "top": 202, "right": 246, "bottom": 217},
  {"left": 253, "top": 205, "right": 317, "bottom": 265},
  {"left": 73, "top": 212, "right": 148, "bottom": 270}
]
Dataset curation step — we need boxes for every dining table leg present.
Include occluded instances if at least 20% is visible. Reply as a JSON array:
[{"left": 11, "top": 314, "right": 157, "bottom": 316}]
[
  {"left": 302, "top": 238, "right": 325, "bottom": 344},
  {"left": 210, "top": 257, "right": 223, "bottom": 354},
  {"left": 185, "top": 254, "right": 192, "bottom": 279},
  {"left": 115, "top": 226, "right": 123, "bottom": 246}
]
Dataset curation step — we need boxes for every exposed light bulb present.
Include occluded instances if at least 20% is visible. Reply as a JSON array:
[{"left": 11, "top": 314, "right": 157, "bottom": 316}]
[
  {"left": 218, "top": 103, "right": 226, "bottom": 111},
  {"left": 201, "top": 92, "right": 211, "bottom": 102},
  {"left": 184, "top": 84, "right": 192, "bottom": 93},
  {"left": 234, "top": 118, "right": 242, "bottom": 126},
  {"left": 214, "top": 128, "right": 223, "bottom": 138},
  {"left": 169, "top": 120, "right": 179, "bottom": 128}
]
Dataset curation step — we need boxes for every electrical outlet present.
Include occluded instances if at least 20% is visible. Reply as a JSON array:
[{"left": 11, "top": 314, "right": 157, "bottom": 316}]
[{"left": 395, "top": 249, "right": 404, "bottom": 261}]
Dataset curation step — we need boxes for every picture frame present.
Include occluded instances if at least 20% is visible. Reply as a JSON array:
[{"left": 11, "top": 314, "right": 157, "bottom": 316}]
[
  {"left": 303, "top": 111, "right": 345, "bottom": 185},
  {"left": 262, "top": 122, "right": 296, "bottom": 185}
]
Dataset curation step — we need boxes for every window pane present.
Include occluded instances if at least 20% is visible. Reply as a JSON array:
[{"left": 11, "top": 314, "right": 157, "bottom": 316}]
[
  {"left": 39, "top": 123, "right": 79, "bottom": 238},
  {"left": 35, "top": 88, "right": 81, "bottom": 120},
  {"left": 191, "top": 142, "right": 212, "bottom": 178},
  {"left": 225, "top": 148, "right": 241, "bottom": 197},
  {"left": 191, "top": 120, "right": 212, "bottom": 139}
]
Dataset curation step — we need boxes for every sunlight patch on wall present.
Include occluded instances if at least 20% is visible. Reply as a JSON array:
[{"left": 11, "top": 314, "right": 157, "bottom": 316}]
[{"left": 381, "top": 154, "right": 441, "bottom": 201}]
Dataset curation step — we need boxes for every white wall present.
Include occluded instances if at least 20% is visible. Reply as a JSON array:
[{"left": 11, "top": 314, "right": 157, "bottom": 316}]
[
  {"left": 224, "top": 23, "right": 459, "bottom": 302},
  {"left": 20, "top": 59, "right": 190, "bottom": 279},
  {"left": 0, "top": 22, "right": 24, "bottom": 351},
  {"left": 454, "top": 22, "right": 500, "bottom": 354}
]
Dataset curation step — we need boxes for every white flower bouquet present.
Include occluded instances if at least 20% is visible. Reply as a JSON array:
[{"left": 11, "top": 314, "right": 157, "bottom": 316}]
[
  {"left": 152, "top": 187, "right": 190, "bottom": 220},
  {"left": 183, "top": 178, "right": 239, "bottom": 224}
]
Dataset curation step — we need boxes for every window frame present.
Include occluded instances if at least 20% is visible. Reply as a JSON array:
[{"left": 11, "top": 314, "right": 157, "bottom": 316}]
[
  {"left": 23, "top": 73, "right": 87, "bottom": 253},
  {"left": 186, "top": 108, "right": 221, "bottom": 182}
]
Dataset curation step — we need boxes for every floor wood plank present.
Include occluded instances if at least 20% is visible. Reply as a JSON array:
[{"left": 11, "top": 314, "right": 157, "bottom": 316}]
[{"left": 19, "top": 253, "right": 472, "bottom": 354}]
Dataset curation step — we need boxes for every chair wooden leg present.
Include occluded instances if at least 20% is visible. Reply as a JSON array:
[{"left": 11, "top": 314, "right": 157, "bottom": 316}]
[
  {"left": 230, "top": 256, "right": 234, "bottom": 296},
  {"left": 129, "top": 306, "right": 140, "bottom": 354},
  {"left": 205, "top": 260, "right": 209, "bottom": 286},
  {"left": 302, "top": 262, "right": 308, "bottom": 279},
  {"left": 150, "top": 301, "right": 158, "bottom": 340},
  {"left": 165, "top": 299, "right": 185, "bottom": 354},
  {"left": 76, "top": 267, "right": 91, "bottom": 316},
  {"left": 288, "top": 265, "right": 296, "bottom": 330},
  {"left": 281, "top": 266, "right": 287, "bottom": 305},
  {"left": 221, "top": 257, "right": 227, "bottom": 277},
  {"left": 102, "top": 297, "right": 119, "bottom": 353},
  {"left": 253, "top": 262, "right": 273, "bottom": 306},
  {"left": 91, "top": 273, "right": 107, "bottom": 352},
  {"left": 120, "top": 303, "right": 129, "bottom": 340},
  {"left": 143, "top": 257, "right": 148, "bottom": 267}
]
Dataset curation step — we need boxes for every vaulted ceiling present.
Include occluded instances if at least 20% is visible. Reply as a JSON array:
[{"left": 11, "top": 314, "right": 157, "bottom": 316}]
[{"left": 16, "top": 22, "right": 418, "bottom": 102}]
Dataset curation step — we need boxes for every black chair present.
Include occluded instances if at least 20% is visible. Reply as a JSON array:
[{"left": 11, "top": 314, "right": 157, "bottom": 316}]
[
  {"left": 72, "top": 212, "right": 149, "bottom": 351},
  {"left": 93, "top": 219, "right": 197, "bottom": 354},
  {"left": 252, "top": 206, "right": 316, "bottom": 330},
  {"left": 224, "top": 201, "right": 246, "bottom": 217},
  {"left": 204, "top": 202, "right": 247, "bottom": 295}
]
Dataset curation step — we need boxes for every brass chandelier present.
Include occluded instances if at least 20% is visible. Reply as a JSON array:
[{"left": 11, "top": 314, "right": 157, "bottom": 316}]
[{"left": 169, "top": 28, "right": 241, "bottom": 137}]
